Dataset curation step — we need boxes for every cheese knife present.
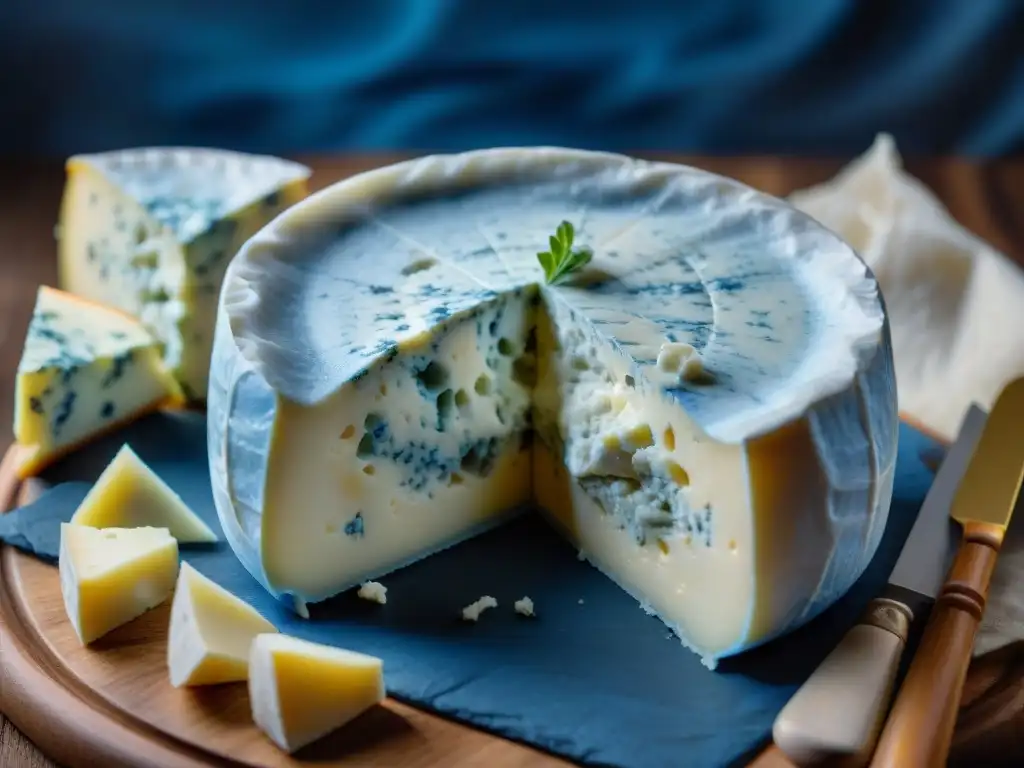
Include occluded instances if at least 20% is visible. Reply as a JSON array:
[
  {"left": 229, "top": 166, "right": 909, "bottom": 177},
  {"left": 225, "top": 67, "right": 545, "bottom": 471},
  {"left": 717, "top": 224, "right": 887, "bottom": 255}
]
[
  {"left": 772, "top": 403, "right": 988, "bottom": 767},
  {"left": 870, "top": 376, "right": 1024, "bottom": 768}
]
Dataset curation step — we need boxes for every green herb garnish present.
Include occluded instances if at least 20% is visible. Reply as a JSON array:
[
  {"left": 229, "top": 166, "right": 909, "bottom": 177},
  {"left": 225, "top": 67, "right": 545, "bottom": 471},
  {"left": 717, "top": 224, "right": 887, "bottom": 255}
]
[{"left": 537, "top": 221, "right": 592, "bottom": 285}]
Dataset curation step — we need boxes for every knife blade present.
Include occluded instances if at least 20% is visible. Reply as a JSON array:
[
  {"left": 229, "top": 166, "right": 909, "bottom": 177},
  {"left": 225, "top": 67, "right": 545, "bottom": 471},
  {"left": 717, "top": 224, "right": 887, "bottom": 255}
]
[
  {"left": 773, "top": 403, "right": 988, "bottom": 767},
  {"left": 871, "top": 376, "right": 1024, "bottom": 768}
]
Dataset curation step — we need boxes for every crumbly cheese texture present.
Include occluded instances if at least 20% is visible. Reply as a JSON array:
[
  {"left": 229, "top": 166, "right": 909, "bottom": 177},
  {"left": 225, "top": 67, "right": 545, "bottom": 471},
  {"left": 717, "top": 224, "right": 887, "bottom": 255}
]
[
  {"left": 167, "top": 562, "right": 277, "bottom": 687},
  {"left": 59, "top": 523, "right": 179, "bottom": 645},
  {"left": 57, "top": 147, "right": 310, "bottom": 401},
  {"left": 209, "top": 148, "right": 897, "bottom": 666},
  {"left": 248, "top": 634, "right": 386, "bottom": 753},
  {"left": 462, "top": 595, "right": 498, "bottom": 622},
  {"left": 357, "top": 581, "right": 388, "bottom": 605},
  {"left": 70, "top": 443, "right": 216, "bottom": 542},
  {"left": 514, "top": 597, "right": 535, "bottom": 617},
  {"left": 14, "top": 286, "right": 183, "bottom": 478}
]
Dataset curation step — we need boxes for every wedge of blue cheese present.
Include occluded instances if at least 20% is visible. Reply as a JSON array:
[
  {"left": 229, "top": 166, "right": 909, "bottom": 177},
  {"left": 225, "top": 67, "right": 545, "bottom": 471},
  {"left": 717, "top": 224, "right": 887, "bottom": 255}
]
[
  {"left": 14, "top": 286, "right": 183, "bottom": 478},
  {"left": 208, "top": 148, "right": 897, "bottom": 667},
  {"left": 57, "top": 148, "right": 311, "bottom": 401}
]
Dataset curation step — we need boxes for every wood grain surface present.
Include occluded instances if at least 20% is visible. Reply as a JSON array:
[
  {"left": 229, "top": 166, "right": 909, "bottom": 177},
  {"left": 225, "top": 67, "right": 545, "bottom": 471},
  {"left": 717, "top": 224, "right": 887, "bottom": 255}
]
[{"left": 1, "top": 154, "right": 1023, "bottom": 768}]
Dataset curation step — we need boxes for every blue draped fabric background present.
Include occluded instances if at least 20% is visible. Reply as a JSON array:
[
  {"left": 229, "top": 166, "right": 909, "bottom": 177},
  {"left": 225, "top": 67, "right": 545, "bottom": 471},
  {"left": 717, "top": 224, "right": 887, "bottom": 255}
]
[{"left": 2, "top": 0, "right": 1022, "bottom": 155}]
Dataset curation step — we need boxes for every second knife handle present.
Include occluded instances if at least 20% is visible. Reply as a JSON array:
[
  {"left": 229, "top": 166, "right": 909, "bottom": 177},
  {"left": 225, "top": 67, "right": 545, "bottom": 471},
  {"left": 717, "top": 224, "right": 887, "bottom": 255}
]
[{"left": 773, "top": 597, "right": 912, "bottom": 768}]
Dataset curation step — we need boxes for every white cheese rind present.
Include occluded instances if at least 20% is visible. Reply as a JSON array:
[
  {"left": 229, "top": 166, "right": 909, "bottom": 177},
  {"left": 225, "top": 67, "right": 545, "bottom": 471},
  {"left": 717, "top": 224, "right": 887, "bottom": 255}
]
[
  {"left": 57, "top": 147, "right": 310, "bottom": 400},
  {"left": 209, "top": 148, "right": 896, "bottom": 663}
]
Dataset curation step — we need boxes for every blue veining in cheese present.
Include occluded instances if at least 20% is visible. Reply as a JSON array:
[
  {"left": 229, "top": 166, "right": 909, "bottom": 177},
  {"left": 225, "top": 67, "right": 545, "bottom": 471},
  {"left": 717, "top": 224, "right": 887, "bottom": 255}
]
[
  {"left": 14, "top": 286, "right": 183, "bottom": 477},
  {"left": 209, "top": 148, "right": 897, "bottom": 667},
  {"left": 57, "top": 147, "right": 311, "bottom": 401}
]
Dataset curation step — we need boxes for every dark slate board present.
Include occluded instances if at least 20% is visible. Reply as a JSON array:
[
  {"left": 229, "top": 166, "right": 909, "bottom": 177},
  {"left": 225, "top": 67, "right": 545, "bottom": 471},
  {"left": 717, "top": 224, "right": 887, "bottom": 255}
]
[{"left": 0, "top": 410, "right": 939, "bottom": 768}]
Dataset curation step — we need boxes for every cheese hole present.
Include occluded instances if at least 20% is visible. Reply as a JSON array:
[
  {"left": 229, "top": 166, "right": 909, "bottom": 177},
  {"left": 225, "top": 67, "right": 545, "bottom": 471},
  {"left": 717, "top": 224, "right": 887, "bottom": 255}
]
[
  {"left": 400, "top": 257, "right": 437, "bottom": 276},
  {"left": 356, "top": 433, "right": 374, "bottom": 459},
  {"left": 325, "top": 523, "right": 338, "bottom": 534},
  {"left": 512, "top": 355, "right": 537, "bottom": 387},
  {"left": 448, "top": 472, "right": 464, "bottom": 486},
  {"left": 662, "top": 426, "right": 675, "bottom": 451},
  {"left": 728, "top": 539, "right": 738, "bottom": 552},
  {"left": 362, "top": 464, "right": 376, "bottom": 476},
  {"left": 666, "top": 461, "right": 690, "bottom": 485},
  {"left": 379, "top": 383, "right": 388, "bottom": 396},
  {"left": 624, "top": 375, "right": 635, "bottom": 388},
  {"left": 340, "top": 425, "right": 355, "bottom": 439},
  {"left": 455, "top": 389, "right": 471, "bottom": 409},
  {"left": 474, "top": 374, "right": 491, "bottom": 396},
  {"left": 416, "top": 361, "right": 448, "bottom": 391},
  {"left": 497, "top": 337, "right": 516, "bottom": 356},
  {"left": 437, "top": 389, "right": 455, "bottom": 425},
  {"left": 133, "top": 223, "right": 147, "bottom": 245},
  {"left": 571, "top": 356, "right": 590, "bottom": 371},
  {"left": 103, "top": 531, "right": 119, "bottom": 540},
  {"left": 657, "top": 539, "right": 670, "bottom": 556}
]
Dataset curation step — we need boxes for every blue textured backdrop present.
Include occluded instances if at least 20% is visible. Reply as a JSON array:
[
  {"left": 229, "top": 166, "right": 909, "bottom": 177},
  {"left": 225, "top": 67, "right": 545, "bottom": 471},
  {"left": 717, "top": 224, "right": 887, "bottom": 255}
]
[{"left": 2, "top": 0, "right": 1022, "bottom": 155}]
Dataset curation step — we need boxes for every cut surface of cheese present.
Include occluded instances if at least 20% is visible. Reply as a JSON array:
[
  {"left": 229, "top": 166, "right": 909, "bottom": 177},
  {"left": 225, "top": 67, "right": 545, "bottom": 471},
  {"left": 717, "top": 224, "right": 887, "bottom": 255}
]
[
  {"left": 59, "top": 523, "right": 179, "bottom": 645},
  {"left": 209, "top": 148, "right": 897, "bottom": 666},
  {"left": 14, "top": 286, "right": 183, "bottom": 478},
  {"left": 168, "top": 561, "right": 277, "bottom": 687},
  {"left": 57, "top": 147, "right": 310, "bottom": 400},
  {"left": 71, "top": 443, "right": 217, "bottom": 542},
  {"left": 248, "top": 634, "right": 386, "bottom": 753}
]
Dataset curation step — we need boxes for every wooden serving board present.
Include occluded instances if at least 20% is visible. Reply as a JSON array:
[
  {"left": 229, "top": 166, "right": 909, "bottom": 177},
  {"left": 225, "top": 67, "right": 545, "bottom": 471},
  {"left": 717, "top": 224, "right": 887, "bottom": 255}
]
[
  {"left": 2, "top": 426, "right": 1023, "bottom": 768},
  {"left": 3, "top": 156, "right": 1024, "bottom": 768}
]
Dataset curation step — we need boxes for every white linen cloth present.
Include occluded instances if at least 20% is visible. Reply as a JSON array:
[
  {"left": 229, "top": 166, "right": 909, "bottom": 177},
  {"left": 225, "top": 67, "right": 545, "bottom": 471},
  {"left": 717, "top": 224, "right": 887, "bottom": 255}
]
[{"left": 788, "top": 135, "right": 1024, "bottom": 655}]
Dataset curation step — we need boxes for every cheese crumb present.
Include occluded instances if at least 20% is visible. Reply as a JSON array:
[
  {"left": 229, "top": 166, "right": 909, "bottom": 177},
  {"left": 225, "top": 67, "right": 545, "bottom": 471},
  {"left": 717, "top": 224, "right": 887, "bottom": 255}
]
[
  {"left": 357, "top": 581, "right": 387, "bottom": 605},
  {"left": 513, "top": 597, "right": 535, "bottom": 617},
  {"left": 461, "top": 595, "right": 498, "bottom": 622},
  {"left": 656, "top": 342, "right": 705, "bottom": 382},
  {"left": 578, "top": 599, "right": 585, "bottom": 605}
]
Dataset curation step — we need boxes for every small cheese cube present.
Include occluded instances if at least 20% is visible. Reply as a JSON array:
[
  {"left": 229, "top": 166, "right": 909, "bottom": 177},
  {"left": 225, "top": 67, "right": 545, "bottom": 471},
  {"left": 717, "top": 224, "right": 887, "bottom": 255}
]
[
  {"left": 248, "top": 634, "right": 386, "bottom": 753},
  {"left": 167, "top": 562, "right": 277, "bottom": 687},
  {"left": 14, "top": 286, "right": 183, "bottom": 478},
  {"left": 59, "top": 523, "right": 179, "bottom": 644},
  {"left": 71, "top": 444, "right": 216, "bottom": 543}
]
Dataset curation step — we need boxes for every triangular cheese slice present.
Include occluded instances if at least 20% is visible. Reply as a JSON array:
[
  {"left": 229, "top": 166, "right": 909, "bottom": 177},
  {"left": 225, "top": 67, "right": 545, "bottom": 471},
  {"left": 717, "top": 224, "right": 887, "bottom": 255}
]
[
  {"left": 59, "top": 523, "right": 179, "bottom": 644},
  {"left": 71, "top": 444, "right": 217, "bottom": 542},
  {"left": 14, "top": 286, "right": 184, "bottom": 478},
  {"left": 168, "top": 562, "right": 277, "bottom": 687},
  {"left": 57, "top": 147, "right": 311, "bottom": 400},
  {"left": 248, "top": 634, "right": 386, "bottom": 753}
]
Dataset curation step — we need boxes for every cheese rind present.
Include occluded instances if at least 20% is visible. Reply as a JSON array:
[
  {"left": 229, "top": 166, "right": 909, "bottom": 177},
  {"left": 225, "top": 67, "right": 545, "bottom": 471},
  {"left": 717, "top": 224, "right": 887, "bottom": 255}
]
[
  {"left": 71, "top": 444, "right": 217, "bottom": 543},
  {"left": 59, "top": 523, "right": 179, "bottom": 644},
  {"left": 167, "top": 562, "right": 277, "bottom": 687},
  {"left": 210, "top": 148, "right": 897, "bottom": 665},
  {"left": 57, "top": 147, "right": 310, "bottom": 400},
  {"left": 248, "top": 634, "right": 386, "bottom": 753},
  {"left": 14, "top": 286, "right": 183, "bottom": 478}
]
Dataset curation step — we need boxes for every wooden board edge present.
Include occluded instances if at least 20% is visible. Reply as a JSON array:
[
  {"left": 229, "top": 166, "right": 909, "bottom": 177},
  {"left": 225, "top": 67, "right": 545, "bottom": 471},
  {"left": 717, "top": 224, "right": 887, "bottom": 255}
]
[
  {"left": 0, "top": 559, "right": 239, "bottom": 768},
  {"left": 0, "top": 444, "right": 238, "bottom": 768}
]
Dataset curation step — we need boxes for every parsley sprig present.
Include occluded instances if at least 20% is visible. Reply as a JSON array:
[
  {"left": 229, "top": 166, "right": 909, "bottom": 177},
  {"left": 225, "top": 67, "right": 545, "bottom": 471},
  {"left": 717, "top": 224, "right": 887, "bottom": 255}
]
[{"left": 537, "top": 221, "right": 592, "bottom": 285}]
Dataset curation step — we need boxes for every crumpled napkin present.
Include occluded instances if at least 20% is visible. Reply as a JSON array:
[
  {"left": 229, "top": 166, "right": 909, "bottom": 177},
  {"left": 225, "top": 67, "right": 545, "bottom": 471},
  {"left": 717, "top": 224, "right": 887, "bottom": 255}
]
[{"left": 788, "top": 134, "right": 1024, "bottom": 655}]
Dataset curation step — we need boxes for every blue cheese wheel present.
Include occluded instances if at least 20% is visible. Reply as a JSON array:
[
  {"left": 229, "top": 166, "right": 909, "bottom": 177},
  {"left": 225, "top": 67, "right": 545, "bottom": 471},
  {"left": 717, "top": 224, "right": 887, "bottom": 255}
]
[
  {"left": 208, "top": 148, "right": 896, "bottom": 666},
  {"left": 57, "top": 147, "right": 311, "bottom": 401}
]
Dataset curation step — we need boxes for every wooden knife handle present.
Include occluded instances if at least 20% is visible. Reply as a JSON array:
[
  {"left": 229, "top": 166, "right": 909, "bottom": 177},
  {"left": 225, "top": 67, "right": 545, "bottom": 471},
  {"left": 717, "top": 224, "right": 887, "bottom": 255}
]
[
  {"left": 773, "top": 598, "right": 911, "bottom": 767},
  {"left": 870, "top": 521, "right": 1002, "bottom": 768}
]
